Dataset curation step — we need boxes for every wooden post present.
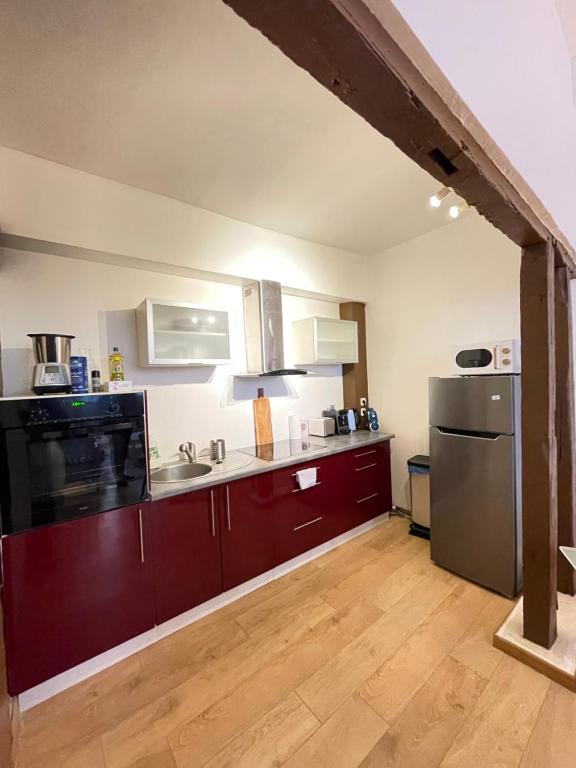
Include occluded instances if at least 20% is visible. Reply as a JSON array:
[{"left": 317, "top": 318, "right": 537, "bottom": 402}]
[
  {"left": 339, "top": 302, "right": 368, "bottom": 413},
  {"left": 555, "top": 262, "right": 576, "bottom": 595},
  {"left": 521, "top": 241, "right": 558, "bottom": 648}
]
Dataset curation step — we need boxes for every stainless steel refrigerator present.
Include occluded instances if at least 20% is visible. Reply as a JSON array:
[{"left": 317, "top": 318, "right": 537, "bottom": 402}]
[{"left": 429, "top": 375, "right": 522, "bottom": 597}]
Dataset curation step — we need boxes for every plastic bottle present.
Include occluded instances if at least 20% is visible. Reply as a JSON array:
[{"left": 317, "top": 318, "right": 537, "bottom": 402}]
[{"left": 109, "top": 347, "right": 125, "bottom": 381}]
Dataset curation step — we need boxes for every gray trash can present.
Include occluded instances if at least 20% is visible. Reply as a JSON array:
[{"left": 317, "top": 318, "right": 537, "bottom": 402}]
[{"left": 408, "top": 455, "right": 430, "bottom": 540}]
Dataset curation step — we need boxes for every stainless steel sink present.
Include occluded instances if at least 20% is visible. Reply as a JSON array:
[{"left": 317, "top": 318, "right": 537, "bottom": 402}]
[{"left": 151, "top": 462, "right": 212, "bottom": 483}]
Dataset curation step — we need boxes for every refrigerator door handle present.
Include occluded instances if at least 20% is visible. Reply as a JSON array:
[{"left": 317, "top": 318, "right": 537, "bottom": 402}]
[{"left": 435, "top": 427, "right": 504, "bottom": 441}]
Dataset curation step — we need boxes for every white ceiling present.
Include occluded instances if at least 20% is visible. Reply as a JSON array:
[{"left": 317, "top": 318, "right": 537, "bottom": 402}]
[{"left": 0, "top": 0, "right": 450, "bottom": 256}]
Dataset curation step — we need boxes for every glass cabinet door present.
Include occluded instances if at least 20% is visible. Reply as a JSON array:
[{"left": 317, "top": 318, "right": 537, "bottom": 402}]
[
  {"left": 138, "top": 300, "right": 231, "bottom": 365},
  {"left": 315, "top": 318, "right": 358, "bottom": 363}
]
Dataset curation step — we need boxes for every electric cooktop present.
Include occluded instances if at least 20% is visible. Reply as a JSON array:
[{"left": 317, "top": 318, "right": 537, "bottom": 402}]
[{"left": 239, "top": 438, "right": 328, "bottom": 462}]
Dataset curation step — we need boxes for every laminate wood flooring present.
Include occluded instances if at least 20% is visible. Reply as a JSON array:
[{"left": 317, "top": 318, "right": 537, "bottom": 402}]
[{"left": 13, "top": 518, "right": 576, "bottom": 767}]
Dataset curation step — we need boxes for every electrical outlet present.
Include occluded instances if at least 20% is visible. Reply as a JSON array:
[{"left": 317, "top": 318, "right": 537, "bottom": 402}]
[
  {"left": 360, "top": 407, "right": 367, "bottom": 416},
  {"left": 360, "top": 397, "right": 367, "bottom": 407}
]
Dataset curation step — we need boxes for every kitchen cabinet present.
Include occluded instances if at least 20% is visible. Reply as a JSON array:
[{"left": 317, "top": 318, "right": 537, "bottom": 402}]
[
  {"left": 1, "top": 504, "right": 154, "bottom": 695},
  {"left": 148, "top": 488, "right": 223, "bottom": 624},
  {"left": 292, "top": 316, "right": 358, "bottom": 365},
  {"left": 273, "top": 456, "right": 341, "bottom": 562},
  {"left": 349, "top": 441, "right": 393, "bottom": 526},
  {"left": 219, "top": 475, "right": 279, "bottom": 590},
  {"left": 136, "top": 298, "right": 231, "bottom": 366}
]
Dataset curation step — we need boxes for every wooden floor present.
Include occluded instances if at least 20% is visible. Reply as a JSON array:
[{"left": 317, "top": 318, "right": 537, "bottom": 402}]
[{"left": 14, "top": 517, "right": 576, "bottom": 767}]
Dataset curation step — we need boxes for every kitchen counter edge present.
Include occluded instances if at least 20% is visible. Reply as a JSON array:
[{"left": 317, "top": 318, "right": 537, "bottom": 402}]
[{"left": 150, "top": 431, "right": 395, "bottom": 502}]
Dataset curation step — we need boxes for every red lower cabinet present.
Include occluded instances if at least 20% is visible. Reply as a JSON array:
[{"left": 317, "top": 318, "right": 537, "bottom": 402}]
[
  {"left": 1, "top": 504, "right": 154, "bottom": 695},
  {"left": 219, "top": 475, "right": 278, "bottom": 590},
  {"left": 148, "top": 488, "right": 223, "bottom": 624}
]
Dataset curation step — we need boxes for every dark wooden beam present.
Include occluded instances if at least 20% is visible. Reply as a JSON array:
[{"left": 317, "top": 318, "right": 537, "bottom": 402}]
[
  {"left": 223, "top": 0, "right": 575, "bottom": 270},
  {"left": 555, "top": 263, "right": 576, "bottom": 595},
  {"left": 521, "top": 241, "right": 558, "bottom": 648},
  {"left": 339, "top": 302, "right": 368, "bottom": 413}
]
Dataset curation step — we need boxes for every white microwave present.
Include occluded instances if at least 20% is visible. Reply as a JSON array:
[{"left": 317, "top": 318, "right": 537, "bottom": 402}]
[{"left": 450, "top": 339, "right": 521, "bottom": 375}]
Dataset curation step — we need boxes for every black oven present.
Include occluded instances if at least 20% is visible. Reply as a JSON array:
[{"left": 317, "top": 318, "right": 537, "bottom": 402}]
[{"left": 0, "top": 393, "right": 149, "bottom": 535}]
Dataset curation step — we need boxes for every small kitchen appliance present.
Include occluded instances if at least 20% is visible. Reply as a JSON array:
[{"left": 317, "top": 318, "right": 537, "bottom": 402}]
[
  {"left": 322, "top": 407, "right": 350, "bottom": 435},
  {"left": 365, "top": 407, "right": 380, "bottom": 432},
  {"left": 450, "top": 339, "right": 520, "bottom": 375},
  {"left": 308, "top": 417, "right": 335, "bottom": 438},
  {"left": 28, "top": 333, "right": 75, "bottom": 395}
]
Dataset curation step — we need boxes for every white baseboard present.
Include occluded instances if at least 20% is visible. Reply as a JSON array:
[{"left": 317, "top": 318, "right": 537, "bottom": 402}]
[{"left": 18, "top": 513, "right": 389, "bottom": 711}]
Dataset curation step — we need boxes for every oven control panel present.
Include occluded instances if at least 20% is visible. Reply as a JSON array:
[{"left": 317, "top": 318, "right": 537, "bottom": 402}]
[{"left": 0, "top": 392, "right": 145, "bottom": 429}]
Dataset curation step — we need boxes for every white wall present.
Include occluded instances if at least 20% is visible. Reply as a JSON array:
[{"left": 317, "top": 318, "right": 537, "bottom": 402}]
[
  {"left": 366, "top": 214, "right": 521, "bottom": 507},
  {"left": 0, "top": 249, "right": 343, "bottom": 462},
  {"left": 0, "top": 146, "right": 369, "bottom": 302},
  {"left": 391, "top": 0, "right": 576, "bottom": 249}
]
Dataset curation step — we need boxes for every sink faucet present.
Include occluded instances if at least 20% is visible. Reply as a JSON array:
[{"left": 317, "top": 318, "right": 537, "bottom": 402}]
[{"left": 179, "top": 442, "right": 197, "bottom": 463}]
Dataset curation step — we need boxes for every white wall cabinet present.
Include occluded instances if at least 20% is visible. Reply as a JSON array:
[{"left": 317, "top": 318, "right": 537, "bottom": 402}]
[
  {"left": 292, "top": 317, "right": 358, "bottom": 365},
  {"left": 136, "top": 299, "right": 231, "bottom": 366}
]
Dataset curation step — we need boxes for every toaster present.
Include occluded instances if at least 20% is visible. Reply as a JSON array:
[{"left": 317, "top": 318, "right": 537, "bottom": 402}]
[{"left": 308, "top": 417, "right": 336, "bottom": 437}]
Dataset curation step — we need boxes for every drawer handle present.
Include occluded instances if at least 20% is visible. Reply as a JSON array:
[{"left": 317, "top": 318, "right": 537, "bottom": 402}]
[
  {"left": 356, "top": 492, "right": 378, "bottom": 504},
  {"left": 291, "top": 466, "right": 321, "bottom": 477},
  {"left": 354, "top": 450, "right": 376, "bottom": 458},
  {"left": 355, "top": 463, "right": 378, "bottom": 472},
  {"left": 293, "top": 516, "right": 323, "bottom": 531},
  {"left": 292, "top": 481, "right": 322, "bottom": 493}
]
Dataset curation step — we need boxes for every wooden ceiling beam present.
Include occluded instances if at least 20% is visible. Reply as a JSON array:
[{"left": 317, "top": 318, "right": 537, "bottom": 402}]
[{"left": 223, "top": 0, "right": 575, "bottom": 270}]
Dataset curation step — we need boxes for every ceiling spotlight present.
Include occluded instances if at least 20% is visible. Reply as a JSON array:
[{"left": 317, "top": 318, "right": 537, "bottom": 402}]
[
  {"left": 429, "top": 186, "right": 450, "bottom": 208},
  {"left": 449, "top": 202, "right": 469, "bottom": 219}
]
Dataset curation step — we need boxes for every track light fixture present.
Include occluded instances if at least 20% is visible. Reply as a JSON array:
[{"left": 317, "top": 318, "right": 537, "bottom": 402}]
[
  {"left": 449, "top": 202, "right": 469, "bottom": 220},
  {"left": 429, "top": 186, "right": 450, "bottom": 208}
]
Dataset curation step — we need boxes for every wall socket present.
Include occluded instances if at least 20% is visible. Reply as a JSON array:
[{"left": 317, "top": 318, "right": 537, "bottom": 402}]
[{"left": 360, "top": 397, "right": 367, "bottom": 407}]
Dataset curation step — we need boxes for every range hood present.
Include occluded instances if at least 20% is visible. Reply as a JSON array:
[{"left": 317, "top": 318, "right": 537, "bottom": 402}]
[{"left": 242, "top": 280, "right": 308, "bottom": 376}]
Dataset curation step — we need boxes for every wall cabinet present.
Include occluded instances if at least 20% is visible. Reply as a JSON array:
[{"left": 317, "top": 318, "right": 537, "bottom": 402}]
[
  {"left": 148, "top": 488, "right": 223, "bottom": 624},
  {"left": 292, "top": 316, "right": 358, "bottom": 365},
  {"left": 136, "top": 298, "right": 231, "bottom": 366},
  {"left": 2, "top": 504, "right": 154, "bottom": 695}
]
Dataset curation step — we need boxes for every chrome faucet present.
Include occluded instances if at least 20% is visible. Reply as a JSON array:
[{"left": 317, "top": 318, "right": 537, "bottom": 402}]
[{"left": 179, "top": 442, "right": 197, "bottom": 463}]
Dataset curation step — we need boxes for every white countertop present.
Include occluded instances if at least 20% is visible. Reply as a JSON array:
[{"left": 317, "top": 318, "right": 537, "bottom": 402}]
[{"left": 149, "top": 430, "right": 394, "bottom": 501}]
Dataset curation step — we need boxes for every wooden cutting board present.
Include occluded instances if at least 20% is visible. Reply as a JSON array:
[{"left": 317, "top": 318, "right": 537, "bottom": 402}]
[{"left": 253, "top": 388, "right": 273, "bottom": 446}]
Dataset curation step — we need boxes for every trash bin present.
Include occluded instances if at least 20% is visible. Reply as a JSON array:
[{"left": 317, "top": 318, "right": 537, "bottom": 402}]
[{"left": 407, "top": 454, "right": 430, "bottom": 540}]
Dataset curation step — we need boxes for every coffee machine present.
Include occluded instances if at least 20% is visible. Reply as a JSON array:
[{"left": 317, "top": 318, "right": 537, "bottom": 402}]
[{"left": 28, "top": 334, "right": 75, "bottom": 394}]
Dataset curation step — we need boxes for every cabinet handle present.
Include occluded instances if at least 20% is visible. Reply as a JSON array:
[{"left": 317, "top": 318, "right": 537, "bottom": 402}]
[
  {"left": 356, "top": 493, "right": 378, "bottom": 504},
  {"left": 355, "top": 463, "right": 378, "bottom": 472},
  {"left": 138, "top": 508, "right": 145, "bottom": 563},
  {"left": 226, "top": 486, "right": 231, "bottom": 531},
  {"left": 291, "top": 466, "right": 321, "bottom": 477},
  {"left": 210, "top": 490, "right": 216, "bottom": 537},
  {"left": 354, "top": 450, "right": 376, "bottom": 458},
  {"left": 293, "top": 516, "right": 323, "bottom": 532},
  {"left": 292, "top": 481, "right": 322, "bottom": 493}
]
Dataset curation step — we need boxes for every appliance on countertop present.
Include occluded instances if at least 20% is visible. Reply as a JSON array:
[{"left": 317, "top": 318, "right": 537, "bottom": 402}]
[
  {"left": 28, "top": 333, "right": 75, "bottom": 395},
  {"left": 322, "top": 406, "right": 350, "bottom": 435},
  {"left": 429, "top": 375, "right": 521, "bottom": 597},
  {"left": 239, "top": 438, "right": 328, "bottom": 462},
  {"left": 0, "top": 392, "right": 148, "bottom": 535},
  {"left": 365, "top": 407, "right": 380, "bottom": 432},
  {"left": 242, "top": 280, "right": 308, "bottom": 376},
  {"left": 308, "top": 417, "right": 336, "bottom": 438},
  {"left": 450, "top": 339, "right": 520, "bottom": 375}
]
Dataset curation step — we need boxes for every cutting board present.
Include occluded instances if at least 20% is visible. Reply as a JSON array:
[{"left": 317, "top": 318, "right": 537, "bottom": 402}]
[{"left": 253, "top": 388, "right": 273, "bottom": 446}]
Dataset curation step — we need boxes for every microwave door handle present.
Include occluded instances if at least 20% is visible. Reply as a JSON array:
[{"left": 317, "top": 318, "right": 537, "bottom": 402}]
[{"left": 492, "top": 345, "right": 499, "bottom": 371}]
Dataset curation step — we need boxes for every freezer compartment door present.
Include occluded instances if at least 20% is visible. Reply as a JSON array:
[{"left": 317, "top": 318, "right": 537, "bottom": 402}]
[
  {"left": 430, "top": 426, "right": 519, "bottom": 596},
  {"left": 429, "top": 375, "right": 517, "bottom": 434}
]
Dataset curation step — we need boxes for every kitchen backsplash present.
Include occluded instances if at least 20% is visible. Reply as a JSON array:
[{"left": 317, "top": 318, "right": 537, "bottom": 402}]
[{"left": 0, "top": 249, "right": 344, "bottom": 459}]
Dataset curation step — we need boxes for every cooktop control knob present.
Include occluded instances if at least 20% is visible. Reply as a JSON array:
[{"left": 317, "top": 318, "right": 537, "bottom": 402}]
[{"left": 107, "top": 400, "right": 121, "bottom": 415}]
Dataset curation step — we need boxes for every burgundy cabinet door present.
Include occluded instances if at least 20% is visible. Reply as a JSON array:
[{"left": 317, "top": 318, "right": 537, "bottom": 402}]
[
  {"left": 273, "top": 456, "right": 340, "bottom": 562},
  {"left": 148, "top": 488, "right": 222, "bottom": 624},
  {"left": 220, "top": 475, "right": 278, "bottom": 591},
  {"left": 348, "top": 441, "right": 393, "bottom": 525},
  {"left": 2, "top": 504, "right": 154, "bottom": 695}
]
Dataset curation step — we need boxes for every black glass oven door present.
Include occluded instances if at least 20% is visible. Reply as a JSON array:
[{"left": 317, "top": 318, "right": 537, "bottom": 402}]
[{"left": 0, "top": 418, "right": 148, "bottom": 534}]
